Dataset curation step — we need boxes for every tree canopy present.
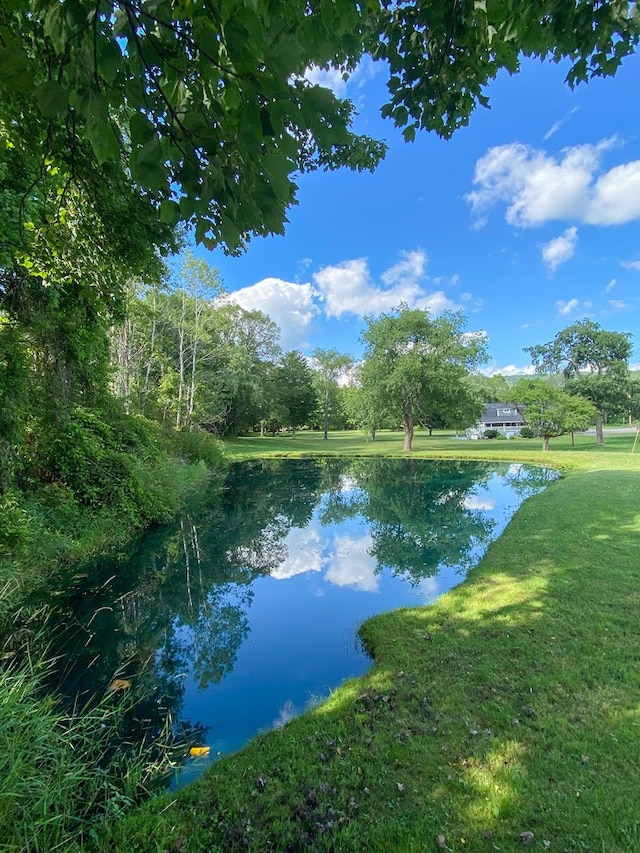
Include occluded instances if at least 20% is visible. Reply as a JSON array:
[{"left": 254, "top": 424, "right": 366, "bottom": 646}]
[
  {"left": 360, "top": 306, "right": 486, "bottom": 451},
  {"left": 525, "top": 319, "right": 631, "bottom": 445},
  {"left": 513, "top": 379, "right": 596, "bottom": 450},
  {"left": 1, "top": 1, "right": 638, "bottom": 254}
]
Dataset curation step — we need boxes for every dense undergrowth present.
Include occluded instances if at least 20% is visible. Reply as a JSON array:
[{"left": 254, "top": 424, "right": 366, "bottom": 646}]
[{"left": 0, "top": 411, "right": 226, "bottom": 853}]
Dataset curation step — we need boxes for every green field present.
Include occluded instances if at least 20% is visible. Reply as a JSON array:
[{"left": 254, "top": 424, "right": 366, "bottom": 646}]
[{"left": 103, "top": 430, "right": 640, "bottom": 852}]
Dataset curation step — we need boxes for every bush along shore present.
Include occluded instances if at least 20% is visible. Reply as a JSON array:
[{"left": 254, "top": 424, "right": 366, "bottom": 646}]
[
  {"left": 97, "top": 431, "right": 640, "bottom": 853},
  {"left": 0, "top": 424, "right": 227, "bottom": 853}
]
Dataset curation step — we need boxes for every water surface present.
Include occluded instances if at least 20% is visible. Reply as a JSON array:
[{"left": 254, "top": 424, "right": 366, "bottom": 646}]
[{"left": 36, "top": 457, "right": 556, "bottom": 784}]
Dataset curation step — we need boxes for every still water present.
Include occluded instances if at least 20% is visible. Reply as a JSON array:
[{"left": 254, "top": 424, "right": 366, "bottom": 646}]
[{"left": 37, "top": 457, "right": 556, "bottom": 784}]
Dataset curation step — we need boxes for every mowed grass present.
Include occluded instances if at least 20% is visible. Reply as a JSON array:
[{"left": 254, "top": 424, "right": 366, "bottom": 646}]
[{"left": 103, "top": 430, "right": 640, "bottom": 853}]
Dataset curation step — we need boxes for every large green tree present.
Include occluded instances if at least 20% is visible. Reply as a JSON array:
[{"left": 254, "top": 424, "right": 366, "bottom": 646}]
[
  {"left": 273, "top": 351, "right": 317, "bottom": 436},
  {"left": 525, "top": 319, "right": 632, "bottom": 446},
  {"left": 1, "top": 1, "right": 637, "bottom": 254},
  {"left": 513, "top": 379, "right": 596, "bottom": 450},
  {"left": 360, "top": 307, "right": 487, "bottom": 451}
]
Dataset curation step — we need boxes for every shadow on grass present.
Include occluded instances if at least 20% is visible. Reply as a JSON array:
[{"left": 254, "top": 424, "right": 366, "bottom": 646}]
[{"left": 108, "top": 469, "right": 640, "bottom": 853}]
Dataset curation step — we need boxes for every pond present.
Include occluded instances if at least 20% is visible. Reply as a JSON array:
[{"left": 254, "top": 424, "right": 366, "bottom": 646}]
[{"left": 34, "top": 457, "right": 556, "bottom": 786}]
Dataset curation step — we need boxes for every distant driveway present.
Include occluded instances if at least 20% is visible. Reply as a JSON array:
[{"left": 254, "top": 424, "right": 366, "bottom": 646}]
[{"left": 581, "top": 427, "right": 637, "bottom": 436}]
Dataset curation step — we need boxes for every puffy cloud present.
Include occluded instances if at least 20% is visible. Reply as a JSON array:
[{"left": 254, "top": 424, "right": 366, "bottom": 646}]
[
  {"left": 467, "top": 138, "right": 640, "bottom": 228},
  {"left": 588, "top": 161, "right": 640, "bottom": 225},
  {"left": 304, "top": 57, "right": 378, "bottom": 99},
  {"left": 605, "top": 278, "right": 616, "bottom": 293},
  {"left": 313, "top": 251, "right": 459, "bottom": 319},
  {"left": 304, "top": 66, "right": 349, "bottom": 98},
  {"left": 608, "top": 299, "right": 629, "bottom": 310},
  {"left": 381, "top": 249, "right": 427, "bottom": 286},
  {"left": 556, "top": 298, "right": 591, "bottom": 316},
  {"left": 226, "top": 278, "right": 316, "bottom": 350},
  {"left": 542, "top": 227, "right": 578, "bottom": 272}
]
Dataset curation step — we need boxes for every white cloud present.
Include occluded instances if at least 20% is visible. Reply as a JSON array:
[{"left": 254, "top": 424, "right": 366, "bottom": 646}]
[
  {"left": 608, "top": 299, "right": 629, "bottom": 310},
  {"left": 304, "top": 66, "right": 349, "bottom": 98},
  {"left": 482, "top": 364, "right": 536, "bottom": 377},
  {"left": 466, "top": 137, "right": 640, "bottom": 229},
  {"left": 381, "top": 249, "right": 427, "bottom": 286},
  {"left": 543, "top": 107, "right": 579, "bottom": 141},
  {"left": 556, "top": 298, "right": 591, "bottom": 316},
  {"left": 324, "top": 533, "right": 379, "bottom": 592},
  {"left": 313, "top": 251, "right": 459, "bottom": 319},
  {"left": 587, "top": 161, "right": 640, "bottom": 225},
  {"left": 605, "top": 278, "right": 616, "bottom": 293},
  {"left": 542, "top": 227, "right": 578, "bottom": 272},
  {"left": 304, "top": 57, "right": 379, "bottom": 99},
  {"left": 226, "top": 278, "right": 316, "bottom": 350},
  {"left": 622, "top": 260, "right": 640, "bottom": 272}
]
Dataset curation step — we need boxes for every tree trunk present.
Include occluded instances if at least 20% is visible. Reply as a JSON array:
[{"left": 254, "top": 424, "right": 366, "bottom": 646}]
[
  {"left": 323, "top": 387, "right": 329, "bottom": 439},
  {"left": 595, "top": 415, "right": 604, "bottom": 445},
  {"left": 176, "top": 293, "right": 186, "bottom": 429},
  {"left": 542, "top": 435, "right": 550, "bottom": 451},
  {"left": 141, "top": 290, "right": 157, "bottom": 411},
  {"left": 403, "top": 406, "right": 414, "bottom": 451},
  {"left": 570, "top": 430, "right": 575, "bottom": 446}
]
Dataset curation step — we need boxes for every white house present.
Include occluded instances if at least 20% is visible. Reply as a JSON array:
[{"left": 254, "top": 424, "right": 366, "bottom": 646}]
[{"left": 475, "top": 403, "right": 527, "bottom": 438}]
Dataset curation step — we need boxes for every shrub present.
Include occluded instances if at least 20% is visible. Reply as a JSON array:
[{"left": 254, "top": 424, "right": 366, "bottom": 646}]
[
  {"left": 171, "top": 427, "right": 225, "bottom": 467},
  {"left": 0, "top": 493, "right": 33, "bottom": 559},
  {"left": 520, "top": 426, "right": 536, "bottom": 439},
  {"left": 483, "top": 429, "right": 499, "bottom": 439}
]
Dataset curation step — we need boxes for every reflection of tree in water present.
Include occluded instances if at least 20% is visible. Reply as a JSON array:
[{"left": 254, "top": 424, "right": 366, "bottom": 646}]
[
  {"left": 501, "top": 462, "right": 559, "bottom": 498},
  {"left": 321, "top": 458, "right": 499, "bottom": 585},
  {"left": 29, "top": 457, "right": 541, "bottom": 760},
  {"left": 31, "top": 458, "right": 328, "bottom": 735}
]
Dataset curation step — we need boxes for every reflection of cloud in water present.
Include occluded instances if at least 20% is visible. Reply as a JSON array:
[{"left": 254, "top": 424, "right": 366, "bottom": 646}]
[
  {"left": 271, "top": 525, "right": 322, "bottom": 580},
  {"left": 273, "top": 693, "right": 326, "bottom": 730},
  {"left": 463, "top": 494, "right": 495, "bottom": 510},
  {"left": 340, "top": 475, "right": 358, "bottom": 492},
  {"left": 324, "top": 533, "right": 379, "bottom": 592},
  {"left": 508, "top": 463, "right": 524, "bottom": 476},
  {"left": 418, "top": 576, "right": 440, "bottom": 603},
  {"left": 273, "top": 699, "right": 297, "bottom": 729}
]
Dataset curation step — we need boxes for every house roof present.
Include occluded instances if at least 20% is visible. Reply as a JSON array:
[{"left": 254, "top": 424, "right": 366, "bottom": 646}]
[{"left": 479, "top": 403, "right": 526, "bottom": 425}]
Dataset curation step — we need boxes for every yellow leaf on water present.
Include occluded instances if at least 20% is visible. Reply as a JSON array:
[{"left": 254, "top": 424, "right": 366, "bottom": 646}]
[
  {"left": 107, "top": 678, "right": 132, "bottom": 691},
  {"left": 189, "top": 746, "right": 210, "bottom": 757}
]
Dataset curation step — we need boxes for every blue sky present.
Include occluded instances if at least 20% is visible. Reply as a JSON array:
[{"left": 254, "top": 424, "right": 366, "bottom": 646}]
[{"left": 197, "top": 50, "right": 640, "bottom": 375}]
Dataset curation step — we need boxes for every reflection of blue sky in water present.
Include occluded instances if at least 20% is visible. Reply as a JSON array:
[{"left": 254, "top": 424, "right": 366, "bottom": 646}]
[{"left": 172, "top": 464, "right": 554, "bottom": 786}]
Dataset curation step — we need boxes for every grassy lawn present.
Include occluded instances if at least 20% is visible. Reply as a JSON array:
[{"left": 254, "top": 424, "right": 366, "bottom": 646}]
[{"left": 104, "top": 430, "right": 640, "bottom": 853}]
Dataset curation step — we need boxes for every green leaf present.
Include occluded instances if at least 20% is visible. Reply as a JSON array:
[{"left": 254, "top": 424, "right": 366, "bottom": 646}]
[
  {"left": 33, "top": 81, "right": 68, "bottom": 119},
  {"left": 0, "top": 45, "right": 34, "bottom": 94},
  {"left": 160, "top": 199, "right": 181, "bottom": 225},
  {"left": 129, "top": 112, "right": 157, "bottom": 147}
]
